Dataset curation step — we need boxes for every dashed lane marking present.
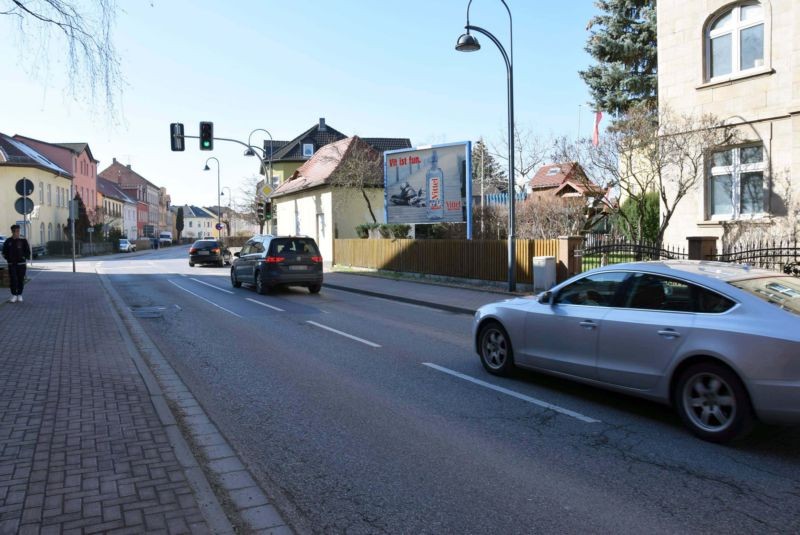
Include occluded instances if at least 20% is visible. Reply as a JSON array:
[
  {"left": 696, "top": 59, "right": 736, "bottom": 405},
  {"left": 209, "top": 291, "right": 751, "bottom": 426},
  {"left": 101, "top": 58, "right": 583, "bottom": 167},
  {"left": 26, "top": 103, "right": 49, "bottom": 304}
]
[
  {"left": 306, "top": 320, "right": 381, "bottom": 348},
  {"left": 245, "top": 298, "right": 285, "bottom": 312},
  {"left": 168, "top": 280, "right": 242, "bottom": 318}
]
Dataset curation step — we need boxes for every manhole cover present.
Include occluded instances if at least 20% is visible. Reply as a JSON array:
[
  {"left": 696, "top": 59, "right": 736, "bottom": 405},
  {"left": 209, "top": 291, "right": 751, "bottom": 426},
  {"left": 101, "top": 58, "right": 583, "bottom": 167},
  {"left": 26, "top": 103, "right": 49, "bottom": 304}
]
[{"left": 130, "top": 306, "right": 166, "bottom": 318}]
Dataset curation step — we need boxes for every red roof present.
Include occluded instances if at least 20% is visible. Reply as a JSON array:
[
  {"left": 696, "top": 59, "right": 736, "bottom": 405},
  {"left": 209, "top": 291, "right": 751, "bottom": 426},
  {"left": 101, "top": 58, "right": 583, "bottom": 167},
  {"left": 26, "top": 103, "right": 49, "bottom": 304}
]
[{"left": 528, "top": 163, "right": 580, "bottom": 189}]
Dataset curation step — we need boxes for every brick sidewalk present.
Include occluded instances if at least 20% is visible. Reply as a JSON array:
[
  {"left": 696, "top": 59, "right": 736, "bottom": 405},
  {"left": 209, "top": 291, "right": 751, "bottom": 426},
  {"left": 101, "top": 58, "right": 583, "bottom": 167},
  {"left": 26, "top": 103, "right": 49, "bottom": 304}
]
[{"left": 0, "top": 269, "right": 217, "bottom": 534}]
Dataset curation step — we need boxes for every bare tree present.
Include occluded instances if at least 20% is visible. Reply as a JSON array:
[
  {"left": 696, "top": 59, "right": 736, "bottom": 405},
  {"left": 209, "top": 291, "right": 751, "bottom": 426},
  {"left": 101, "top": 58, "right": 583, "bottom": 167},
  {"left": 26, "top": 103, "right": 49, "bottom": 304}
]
[
  {"left": 239, "top": 174, "right": 265, "bottom": 233},
  {"left": 554, "top": 106, "right": 736, "bottom": 246},
  {"left": 325, "top": 137, "right": 383, "bottom": 224},
  {"left": 490, "top": 124, "right": 549, "bottom": 193},
  {"left": 2, "top": 0, "right": 123, "bottom": 115}
]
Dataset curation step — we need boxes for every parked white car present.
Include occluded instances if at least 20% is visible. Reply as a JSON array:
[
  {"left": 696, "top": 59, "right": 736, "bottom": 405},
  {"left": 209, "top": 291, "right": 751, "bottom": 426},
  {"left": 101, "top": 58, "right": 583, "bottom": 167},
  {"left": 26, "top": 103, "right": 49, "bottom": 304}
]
[{"left": 119, "top": 238, "right": 136, "bottom": 253}]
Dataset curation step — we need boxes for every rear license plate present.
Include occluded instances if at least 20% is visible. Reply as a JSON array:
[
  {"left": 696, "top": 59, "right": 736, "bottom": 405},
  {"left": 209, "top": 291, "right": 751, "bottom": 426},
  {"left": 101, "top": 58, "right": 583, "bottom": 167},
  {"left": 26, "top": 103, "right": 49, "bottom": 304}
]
[
  {"left": 289, "top": 265, "right": 307, "bottom": 271},
  {"left": 199, "top": 251, "right": 209, "bottom": 255}
]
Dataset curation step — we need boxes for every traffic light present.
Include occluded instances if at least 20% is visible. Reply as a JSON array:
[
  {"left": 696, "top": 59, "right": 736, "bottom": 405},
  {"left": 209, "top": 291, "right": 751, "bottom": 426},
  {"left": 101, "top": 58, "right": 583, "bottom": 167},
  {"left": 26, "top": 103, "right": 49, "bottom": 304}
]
[
  {"left": 256, "top": 200, "right": 265, "bottom": 221},
  {"left": 170, "top": 123, "right": 185, "bottom": 151},
  {"left": 263, "top": 201, "right": 272, "bottom": 220},
  {"left": 199, "top": 121, "right": 214, "bottom": 151}
]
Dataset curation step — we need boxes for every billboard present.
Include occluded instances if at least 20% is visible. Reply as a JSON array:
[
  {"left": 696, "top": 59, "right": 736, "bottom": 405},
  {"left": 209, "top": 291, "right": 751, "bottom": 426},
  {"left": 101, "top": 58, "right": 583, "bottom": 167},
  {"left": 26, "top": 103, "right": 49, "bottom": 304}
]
[{"left": 384, "top": 142, "right": 471, "bottom": 226}]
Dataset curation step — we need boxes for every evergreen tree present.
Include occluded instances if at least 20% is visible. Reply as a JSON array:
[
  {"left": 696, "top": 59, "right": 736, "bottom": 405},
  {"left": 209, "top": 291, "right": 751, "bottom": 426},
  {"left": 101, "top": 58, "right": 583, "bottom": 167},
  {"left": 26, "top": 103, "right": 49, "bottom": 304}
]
[
  {"left": 66, "top": 193, "right": 92, "bottom": 240},
  {"left": 580, "top": 0, "right": 657, "bottom": 116},
  {"left": 176, "top": 207, "right": 184, "bottom": 240},
  {"left": 472, "top": 138, "right": 508, "bottom": 194}
]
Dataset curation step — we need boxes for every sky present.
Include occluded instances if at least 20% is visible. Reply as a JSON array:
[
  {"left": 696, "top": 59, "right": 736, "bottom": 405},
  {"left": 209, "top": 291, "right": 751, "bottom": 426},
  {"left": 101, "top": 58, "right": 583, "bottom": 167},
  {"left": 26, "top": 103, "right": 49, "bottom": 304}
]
[{"left": 1, "top": 0, "right": 600, "bottom": 208}]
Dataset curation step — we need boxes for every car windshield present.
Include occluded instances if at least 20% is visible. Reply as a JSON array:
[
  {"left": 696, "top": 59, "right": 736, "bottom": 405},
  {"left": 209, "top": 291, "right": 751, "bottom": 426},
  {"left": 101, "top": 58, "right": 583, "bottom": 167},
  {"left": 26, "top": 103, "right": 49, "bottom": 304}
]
[
  {"left": 729, "top": 276, "right": 800, "bottom": 316},
  {"left": 194, "top": 241, "right": 217, "bottom": 247}
]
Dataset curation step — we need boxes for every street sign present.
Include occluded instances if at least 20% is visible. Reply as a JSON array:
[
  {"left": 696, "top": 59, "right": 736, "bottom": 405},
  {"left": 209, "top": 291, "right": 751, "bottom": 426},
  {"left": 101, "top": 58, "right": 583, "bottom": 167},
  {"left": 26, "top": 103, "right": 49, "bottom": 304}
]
[
  {"left": 87, "top": 227, "right": 95, "bottom": 233},
  {"left": 15, "top": 178, "right": 34, "bottom": 196},
  {"left": 260, "top": 184, "right": 273, "bottom": 197},
  {"left": 215, "top": 223, "right": 223, "bottom": 230},
  {"left": 14, "top": 197, "right": 34, "bottom": 215}
]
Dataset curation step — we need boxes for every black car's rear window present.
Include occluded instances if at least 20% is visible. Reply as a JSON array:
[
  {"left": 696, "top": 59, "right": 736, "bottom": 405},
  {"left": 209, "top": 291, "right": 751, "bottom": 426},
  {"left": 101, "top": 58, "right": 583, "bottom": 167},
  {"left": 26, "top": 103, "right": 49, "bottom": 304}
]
[
  {"left": 193, "top": 240, "right": 219, "bottom": 248},
  {"left": 270, "top": 238, "right": 319, "bottom": 255}
]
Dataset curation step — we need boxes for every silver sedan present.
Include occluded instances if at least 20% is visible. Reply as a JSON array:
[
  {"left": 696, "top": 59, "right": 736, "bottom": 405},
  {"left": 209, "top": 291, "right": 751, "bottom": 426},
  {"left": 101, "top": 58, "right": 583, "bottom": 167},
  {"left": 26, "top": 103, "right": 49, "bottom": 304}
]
[{"left": 473, "top": 260, "right": 800, "bottom": 443}]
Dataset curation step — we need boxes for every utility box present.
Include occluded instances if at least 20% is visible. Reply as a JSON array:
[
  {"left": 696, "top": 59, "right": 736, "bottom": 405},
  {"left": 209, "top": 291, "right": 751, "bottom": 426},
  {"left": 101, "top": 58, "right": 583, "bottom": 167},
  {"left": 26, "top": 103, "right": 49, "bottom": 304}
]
[{"left": 532, "top": 256, "right": 557, "bottom": 293}]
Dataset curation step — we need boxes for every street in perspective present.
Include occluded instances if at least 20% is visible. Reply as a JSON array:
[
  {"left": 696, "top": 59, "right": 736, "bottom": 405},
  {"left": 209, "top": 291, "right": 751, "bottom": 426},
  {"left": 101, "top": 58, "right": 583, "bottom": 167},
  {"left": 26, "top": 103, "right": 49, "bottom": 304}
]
[{"left": 2, "top": 1, "right": 800, "bottom": 534}]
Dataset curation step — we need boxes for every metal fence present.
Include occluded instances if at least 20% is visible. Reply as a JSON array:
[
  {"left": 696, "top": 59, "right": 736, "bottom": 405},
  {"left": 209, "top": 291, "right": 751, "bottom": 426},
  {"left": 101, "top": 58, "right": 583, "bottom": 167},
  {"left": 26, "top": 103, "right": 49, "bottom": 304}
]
[
  {"left": 715, "top": 239, "right": 800, "bottom": 276},
  {"left": 577, "top": 234, "right": 688, "bottom": 272}
]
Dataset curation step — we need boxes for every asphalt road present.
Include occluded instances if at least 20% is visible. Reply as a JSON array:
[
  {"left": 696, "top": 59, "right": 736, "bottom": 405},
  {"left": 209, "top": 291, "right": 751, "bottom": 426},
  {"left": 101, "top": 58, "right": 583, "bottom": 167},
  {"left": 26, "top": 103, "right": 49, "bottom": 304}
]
[{"left": 91, "top": 246, "right": 800, "bottom": 534}]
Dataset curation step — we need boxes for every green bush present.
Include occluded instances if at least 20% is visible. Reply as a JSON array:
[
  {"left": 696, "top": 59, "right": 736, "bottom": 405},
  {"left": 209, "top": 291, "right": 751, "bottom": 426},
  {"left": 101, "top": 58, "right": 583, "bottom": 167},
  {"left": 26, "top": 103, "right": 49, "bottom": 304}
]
[{"left": 379, "top": 224, "right": 410, "bottom": 238}]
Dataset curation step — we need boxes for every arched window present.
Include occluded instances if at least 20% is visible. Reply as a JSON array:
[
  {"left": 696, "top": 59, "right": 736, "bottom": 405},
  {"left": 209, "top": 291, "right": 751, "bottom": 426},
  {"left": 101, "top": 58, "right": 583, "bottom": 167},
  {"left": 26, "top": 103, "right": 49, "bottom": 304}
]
[
  {"left": 707, "top": 2, "right": 764, "bottom": 80},
  {"left": 40, "top": 223, "right": 45, "bottom": 245},
  {"left": 48, "top": 223, "right": 53, "bottom": 242}
]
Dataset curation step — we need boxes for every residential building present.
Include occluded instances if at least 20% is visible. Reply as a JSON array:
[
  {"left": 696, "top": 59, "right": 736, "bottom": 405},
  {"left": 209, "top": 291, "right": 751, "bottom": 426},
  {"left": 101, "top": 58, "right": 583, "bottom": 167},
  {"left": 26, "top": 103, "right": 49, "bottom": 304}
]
[
  {"left": 172, "top": 205, "right": 217, "bottom": 240},
  {"left": 0, "top": 133, "right": 72, "bottom": 246},
  {"left": 527, "top": 163, "right": 607, "bottom": 200},
  {"left": 658, "top": 0, "right": 796, "bottom": 246},
  {"left": 266, "top": 118, "right": 411, "bottom": 186},
  {"left": 13, "top": 136, "right": 99, "bottom": 219},
  {"left": 271, "top": 136, "right": 385, "bottom": 264},
  {"left": 97, "top": 176, "right": 137, "bottom": 238},
  {"left": 99, "top": 158, "right": 166, "bottom": 238}
]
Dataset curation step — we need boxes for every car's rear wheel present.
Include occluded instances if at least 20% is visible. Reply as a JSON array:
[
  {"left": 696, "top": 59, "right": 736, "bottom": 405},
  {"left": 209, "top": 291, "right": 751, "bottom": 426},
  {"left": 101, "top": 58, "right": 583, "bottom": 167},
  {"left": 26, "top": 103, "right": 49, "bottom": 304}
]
[
  {"left": 218, "top": 257, "right": 225, "bottom": 268},
  {"left": 478, "top": 321, "right": 514, "bottom": 376},
  {"left": 189, "top": 262, "right": 195, "bottom": 267},
  {"left": 231, "top": 268, "right": 241, "bottom": 288},
  {"left": 255, "top": 270, "right": 268, "bottom": 295},
  {"left": 308, "top": 284, "right": 321, "bottom": 294},
  {"left": 675, "top": 362, "right": 754, "bottom": 443}
]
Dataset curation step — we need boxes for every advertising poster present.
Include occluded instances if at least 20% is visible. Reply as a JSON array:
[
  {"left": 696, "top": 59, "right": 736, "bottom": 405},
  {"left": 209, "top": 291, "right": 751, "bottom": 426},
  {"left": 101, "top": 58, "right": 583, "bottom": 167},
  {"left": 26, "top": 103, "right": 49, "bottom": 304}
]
[{"left": 384, "top": 142, "right": 471, "bottom": 226}]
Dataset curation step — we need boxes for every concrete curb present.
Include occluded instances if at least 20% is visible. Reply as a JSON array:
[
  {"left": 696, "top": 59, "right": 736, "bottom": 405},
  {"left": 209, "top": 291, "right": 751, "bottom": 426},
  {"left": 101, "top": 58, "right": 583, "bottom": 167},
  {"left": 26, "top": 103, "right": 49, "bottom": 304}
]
[
  {"left": 323, "top": 283, "right": 477, "bottom": 315},
  {"left": 98, "top": 271, "right": 293, "bottom": 534}
]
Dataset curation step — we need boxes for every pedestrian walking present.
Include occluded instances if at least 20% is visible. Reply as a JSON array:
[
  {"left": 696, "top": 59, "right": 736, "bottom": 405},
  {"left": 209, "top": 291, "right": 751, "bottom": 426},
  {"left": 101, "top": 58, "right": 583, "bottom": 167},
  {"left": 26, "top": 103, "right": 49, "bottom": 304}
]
[{"left": 2, "top": 224, "right": 31, "bottom": 303}]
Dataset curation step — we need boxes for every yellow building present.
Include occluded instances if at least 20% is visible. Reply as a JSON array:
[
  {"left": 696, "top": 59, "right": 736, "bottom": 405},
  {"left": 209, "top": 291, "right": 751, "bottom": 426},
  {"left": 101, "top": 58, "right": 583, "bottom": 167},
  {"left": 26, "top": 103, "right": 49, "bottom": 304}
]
[{"left": 1, "top": 133, "right": 72, "bottom": 247}]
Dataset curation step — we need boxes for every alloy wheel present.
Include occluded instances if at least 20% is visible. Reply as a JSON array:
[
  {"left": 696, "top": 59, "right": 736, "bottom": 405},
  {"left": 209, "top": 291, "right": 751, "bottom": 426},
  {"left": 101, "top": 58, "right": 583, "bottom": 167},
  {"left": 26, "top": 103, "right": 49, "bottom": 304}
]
[{"left": 682, "top": 372, "right": 736, "bottom": 432}]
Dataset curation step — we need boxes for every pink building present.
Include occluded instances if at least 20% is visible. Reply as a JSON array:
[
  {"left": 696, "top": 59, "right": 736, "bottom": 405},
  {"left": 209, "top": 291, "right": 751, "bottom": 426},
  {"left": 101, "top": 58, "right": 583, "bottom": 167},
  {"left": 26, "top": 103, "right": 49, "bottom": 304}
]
[{"left": 13, "top": 136, "right": 99, "bottom": 218}]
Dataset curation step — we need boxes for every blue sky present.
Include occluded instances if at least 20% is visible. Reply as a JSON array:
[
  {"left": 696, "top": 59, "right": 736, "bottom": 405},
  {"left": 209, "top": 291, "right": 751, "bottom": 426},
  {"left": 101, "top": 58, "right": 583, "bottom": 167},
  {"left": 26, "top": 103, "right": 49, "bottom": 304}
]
[{"left": 1, "top": 1, "right": 599, "bottom": 207}]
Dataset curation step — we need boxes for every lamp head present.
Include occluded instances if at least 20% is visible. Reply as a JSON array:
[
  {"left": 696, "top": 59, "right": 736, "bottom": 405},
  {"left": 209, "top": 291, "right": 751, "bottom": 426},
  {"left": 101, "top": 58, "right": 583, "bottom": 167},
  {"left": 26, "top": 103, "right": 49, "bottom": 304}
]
[
  {"left": 456, "top": 32, "right": 481, "bottom": 52},
  {"left": 203, "top": 164, "right": 210, "bottom": 171},
  {"left": 243, "top": 148, "right": 256, "bottom": 157}
]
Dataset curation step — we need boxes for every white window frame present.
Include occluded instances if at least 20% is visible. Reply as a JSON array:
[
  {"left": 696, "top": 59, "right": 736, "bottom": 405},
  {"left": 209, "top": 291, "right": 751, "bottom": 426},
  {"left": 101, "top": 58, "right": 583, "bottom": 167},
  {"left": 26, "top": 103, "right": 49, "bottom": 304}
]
[
  {"left": 707, "top": 144, "right": 767, "bottom": 220},
  {"left": 706, "top": 2, "right": 765, "bottom": 81}
]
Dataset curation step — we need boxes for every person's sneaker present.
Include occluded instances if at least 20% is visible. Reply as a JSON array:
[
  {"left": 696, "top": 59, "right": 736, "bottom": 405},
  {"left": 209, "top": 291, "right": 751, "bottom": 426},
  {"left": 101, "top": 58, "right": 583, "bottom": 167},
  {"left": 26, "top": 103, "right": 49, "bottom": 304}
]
[
  {"left": 9, "top": 295, "right": 17, "bottom": 303},
  {"left": 17, "top": 296, "right": 23, "bottom": 303}
]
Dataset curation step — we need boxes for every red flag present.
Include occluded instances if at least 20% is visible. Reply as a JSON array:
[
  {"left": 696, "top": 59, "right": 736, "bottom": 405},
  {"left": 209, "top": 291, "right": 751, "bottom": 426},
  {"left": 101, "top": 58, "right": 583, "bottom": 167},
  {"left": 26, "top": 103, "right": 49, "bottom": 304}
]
[{"left": 592, "top": 111, "right": 603, "bottom": 146}]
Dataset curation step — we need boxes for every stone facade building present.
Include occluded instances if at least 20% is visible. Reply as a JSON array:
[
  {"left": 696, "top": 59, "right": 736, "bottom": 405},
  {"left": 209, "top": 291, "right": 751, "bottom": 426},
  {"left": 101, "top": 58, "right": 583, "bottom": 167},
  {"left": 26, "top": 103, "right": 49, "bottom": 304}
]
[{"left": 658, "top": 0, "right": 798, "bottom": 246}]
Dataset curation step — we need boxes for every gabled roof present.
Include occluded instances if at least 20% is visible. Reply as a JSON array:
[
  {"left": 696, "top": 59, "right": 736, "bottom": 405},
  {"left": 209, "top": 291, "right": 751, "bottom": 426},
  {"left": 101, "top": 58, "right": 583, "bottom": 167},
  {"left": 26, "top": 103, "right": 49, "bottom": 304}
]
[
  {"left": 362, "top": 137, "right": 412, "bottom": 153},
  {"left": 0, "top": 133, "right": 73, "bottom": 177},
  {"left": 528, "top": 163, "right": 580, "bottom": 189},
  {"left": 271, "top": 136, "right": 381, "bottom": 198},
  {"left": 97, "top": 176, "right": 135, "bottom": 203},
  {"left": 12, "top": 135, "right": 99, "bottom": 163},
  {"left": 99, "top": 158, "right": 159, "bottom": 190},
  {"left": 171, "top": 205, "right": 215, "bottom": 218},
  {"left": 270, "top": 119, "right": 348, "bottom": 161}
]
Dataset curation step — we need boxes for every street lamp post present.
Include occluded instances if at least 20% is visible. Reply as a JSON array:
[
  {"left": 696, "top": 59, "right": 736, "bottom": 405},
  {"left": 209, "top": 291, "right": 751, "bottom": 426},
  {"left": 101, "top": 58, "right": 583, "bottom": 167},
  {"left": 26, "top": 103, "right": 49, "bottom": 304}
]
[
  {"left": 245, "top": 128, "right": 274, "bottom": 232},
  {"left": 203, "top": 157, "right": 221, "bottom": 239},
  {"left": 456, "top": 0, "right": 516, "bottom": 292},
  {"left": 221, "top": 186, "right": 233, "bottom": 236}
]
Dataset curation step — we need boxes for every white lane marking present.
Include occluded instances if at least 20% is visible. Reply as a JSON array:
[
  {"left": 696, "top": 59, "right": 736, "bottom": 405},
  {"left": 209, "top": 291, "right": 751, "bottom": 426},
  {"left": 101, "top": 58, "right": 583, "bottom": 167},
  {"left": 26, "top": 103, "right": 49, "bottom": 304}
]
[
  {"left": 306, "top": 320, "right": 381, "bottom": 348},
  {"left": 422, "top": 363, "right": 601, "bottom": 424},
  {"left": 245, "top": 298, "right": 285, "bottom": 312},
  {"left": 190, "top": 278, "right": 234, "bottom": 294},
  {"left": 168, "top": 280, "right": 242, "bottom": 318}
]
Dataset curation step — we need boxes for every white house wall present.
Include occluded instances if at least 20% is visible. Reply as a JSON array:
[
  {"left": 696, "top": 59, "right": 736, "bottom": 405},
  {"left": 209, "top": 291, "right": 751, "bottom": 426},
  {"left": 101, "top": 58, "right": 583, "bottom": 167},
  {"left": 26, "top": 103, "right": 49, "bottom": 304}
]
[{"left": 0, "top": 167, "right": 71, "bottom": 246}]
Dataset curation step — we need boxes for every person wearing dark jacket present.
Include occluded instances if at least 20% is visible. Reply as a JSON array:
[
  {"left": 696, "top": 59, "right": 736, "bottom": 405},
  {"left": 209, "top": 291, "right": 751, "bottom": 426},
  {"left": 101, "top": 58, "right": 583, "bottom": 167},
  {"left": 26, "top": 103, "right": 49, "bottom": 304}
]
[{"left": 2, "top": 224, "right": 31, "bottom": 303}]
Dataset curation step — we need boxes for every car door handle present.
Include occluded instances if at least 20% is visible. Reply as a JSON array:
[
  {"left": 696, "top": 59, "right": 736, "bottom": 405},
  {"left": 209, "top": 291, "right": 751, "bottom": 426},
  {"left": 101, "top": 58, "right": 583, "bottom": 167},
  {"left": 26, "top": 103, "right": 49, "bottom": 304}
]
[
  {"left": 657, "top": 329, "right": 680, "bottom": 338},
  {"left": 579, "top": 320, "right": 597, "bottom": 329}
]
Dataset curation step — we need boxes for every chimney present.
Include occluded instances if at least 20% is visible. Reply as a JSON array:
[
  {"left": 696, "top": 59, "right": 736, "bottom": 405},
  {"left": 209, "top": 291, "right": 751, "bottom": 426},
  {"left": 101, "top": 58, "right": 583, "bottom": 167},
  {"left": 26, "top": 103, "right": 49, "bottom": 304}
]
[
  {"left": 126, "top": 164, "right": 131, "bottom": 169},
  {"left": 319, "top": 117, "right": 326, "bottom": 131},
  {"left": 113, "top": 157, "right": 117, "bottom": 164}
]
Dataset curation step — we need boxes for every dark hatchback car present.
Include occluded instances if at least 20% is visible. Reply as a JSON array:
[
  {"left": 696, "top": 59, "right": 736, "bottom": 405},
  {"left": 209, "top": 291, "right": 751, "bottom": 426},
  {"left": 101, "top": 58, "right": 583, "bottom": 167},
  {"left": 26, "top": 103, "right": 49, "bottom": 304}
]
[
  {"left": 231, "top": 235, "right": 323, "bottom": 294},
  {"left": 189, "top": 239, "right": 231, "bottom": 267}
]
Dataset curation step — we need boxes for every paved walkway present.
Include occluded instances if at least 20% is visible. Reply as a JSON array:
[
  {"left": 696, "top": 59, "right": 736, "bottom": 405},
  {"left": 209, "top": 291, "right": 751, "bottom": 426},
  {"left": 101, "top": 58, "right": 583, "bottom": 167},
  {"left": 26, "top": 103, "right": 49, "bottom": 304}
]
[{"left": 0, "top": 268, "right": 225, "bottom": 535}]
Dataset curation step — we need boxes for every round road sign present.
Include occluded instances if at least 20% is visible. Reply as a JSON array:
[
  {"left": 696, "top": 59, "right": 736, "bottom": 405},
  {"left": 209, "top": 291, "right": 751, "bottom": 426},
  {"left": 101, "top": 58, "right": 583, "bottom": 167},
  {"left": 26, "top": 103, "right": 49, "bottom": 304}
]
[
  {"left": 15, "top": 197, "right": 34, "bottom": 215},
  {"left": 15, "top": 178, "right": 34, "bottom": 196}
]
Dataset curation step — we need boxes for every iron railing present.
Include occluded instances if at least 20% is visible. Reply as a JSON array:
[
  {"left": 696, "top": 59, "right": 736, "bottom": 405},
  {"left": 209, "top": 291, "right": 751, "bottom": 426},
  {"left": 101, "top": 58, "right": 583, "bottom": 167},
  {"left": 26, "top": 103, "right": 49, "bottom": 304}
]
[
  {"left": 715, "top": 239, "right": 800, "bottom": 276},
  {"left": 577, "top": 234, "right": 688, "bottom": 272}
]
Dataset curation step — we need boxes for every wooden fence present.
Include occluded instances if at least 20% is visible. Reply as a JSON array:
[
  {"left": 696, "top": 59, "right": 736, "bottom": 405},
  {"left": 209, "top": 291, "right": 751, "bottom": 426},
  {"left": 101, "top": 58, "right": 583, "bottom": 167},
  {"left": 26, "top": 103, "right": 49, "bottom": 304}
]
[{"left": 334, "top": 239, "right": 559, "bottom": 283}]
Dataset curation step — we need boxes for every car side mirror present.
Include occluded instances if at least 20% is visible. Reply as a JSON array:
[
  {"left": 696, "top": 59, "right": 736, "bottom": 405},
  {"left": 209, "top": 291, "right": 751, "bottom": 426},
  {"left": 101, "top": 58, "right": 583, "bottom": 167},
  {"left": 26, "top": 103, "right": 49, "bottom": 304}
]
[
  {"left": 538, "top": 291, "right": 553, "bottom": 305},
  {"left": 234, "top": 252, "right": 240, "bottom": 258}
]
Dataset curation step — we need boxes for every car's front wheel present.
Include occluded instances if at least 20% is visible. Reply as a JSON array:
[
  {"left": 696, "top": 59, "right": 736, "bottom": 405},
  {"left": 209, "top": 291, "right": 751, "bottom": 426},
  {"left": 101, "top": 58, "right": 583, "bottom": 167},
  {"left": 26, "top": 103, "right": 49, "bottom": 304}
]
[
  {"left": 675, "top": 362, "right": 754, "bottom": 443},
  {"left": 478, "top": 321, "right": 514, "bottom": 376},
  {"left": 308, "top": 284, "right": 321, "bottom": 294},
  {"left": 189, "top": 262, "right": 195, "bottom": 267},
  {"left": 231, "top": 268, "right": 241, "bottom": 288}
]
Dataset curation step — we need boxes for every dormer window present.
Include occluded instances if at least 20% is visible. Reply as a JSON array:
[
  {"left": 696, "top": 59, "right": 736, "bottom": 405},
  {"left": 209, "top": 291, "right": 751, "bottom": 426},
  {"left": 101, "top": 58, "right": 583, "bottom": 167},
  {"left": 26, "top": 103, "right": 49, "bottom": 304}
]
[
  {"left": 546, "top": 167, "right": 561, "bottom": 176},
  {"left": 707, "top": 2, "right": 764, "bottom": 80},
  {"left": 302, "top": 143, "right": 314, "bottom": 158}
]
